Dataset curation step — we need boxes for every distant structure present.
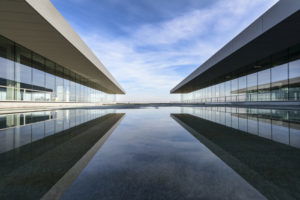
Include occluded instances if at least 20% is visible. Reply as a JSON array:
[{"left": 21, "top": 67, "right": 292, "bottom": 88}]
[
  {"left": 0, "top": 0, "right": 125, "bottom": 107},
  {"left": 171, "top": 0, "right": 300, "bottom": 105}
]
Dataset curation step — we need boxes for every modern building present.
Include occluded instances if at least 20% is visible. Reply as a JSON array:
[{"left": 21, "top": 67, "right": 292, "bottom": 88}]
[
  {"left": 0, "top": 0, "right": 125, "bottom": 108},
  {"left": 171, "top": 0, "right": 300, "bottom": 105}
]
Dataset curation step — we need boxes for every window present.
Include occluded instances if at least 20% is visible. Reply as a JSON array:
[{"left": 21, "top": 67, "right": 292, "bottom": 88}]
[
  {"left": 211, "top": 85, "right": 216, "bottom": 102},
  {"left": 207, "top": 87, "right": 212, "bottom": 102},
  {"left": 258, "top": 69, "right": 271, "bottom": 101},
  {"left": 271, "top": 64, "right": 288, "bottom": 101},
  {"left": 64, "top": 79, "right": 70, "bottom": 102},
  {"left": 219, "top": 83, "right": 225, "bottom": 102},
  {"left": 32, "top": 53, "right": 45, "bottom": 88},
  {"left": 32, "top": 53, "right": 45, "bottom": 101},
  {"left": 289, "top": 59, "right": 300, "bottom": 100},
  {"left": 231, "top": 79, "right": 238, "bottom": 102},
  {"left": 238, "top": 76, "right": 247, "bottom": 101},
  {"left": 0, "top": 36, "right": 15, "bottom": 100},
  {"left": 55, "top": 77, "right": 64, "bottom": 102},
  {"left": 45, "top": 60, "right": 56, "bottom": 102},
  {"left": 15, "top": 45, "right": 32, "bottom": 101},
  {"left": 76, "top": 82, "right": 81, "bottom": 102},
  {"left": 215, "top": 84, "right": 220, "bottom": 99},
  {"left": 247, "top": 73, "right": 257, "bottom": 101},
  {"left": 15, "top": 45, "right": 32, "bottom": 86},
  {"left": 225, "top": 81, "right": 231, "bottom": 102},
  {"left": 70, "top": 81, "right": 76, "bottom": 102}
]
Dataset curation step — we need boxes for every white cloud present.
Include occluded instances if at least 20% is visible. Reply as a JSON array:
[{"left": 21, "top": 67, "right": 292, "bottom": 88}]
[
  {"left": 79, "top": 0, "right": 278, "bottom": 102},
  {"left": 132, "top": 0, "right": 277, "bottom": 46}
]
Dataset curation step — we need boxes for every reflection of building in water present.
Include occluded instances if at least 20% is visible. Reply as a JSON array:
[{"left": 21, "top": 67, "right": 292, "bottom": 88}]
[
  {"left": 172, "top": 112, "right": 300, "bottom": 200},
  {"left": 180, "top": 107, "right": 300, "bottom": 148},
  {"left": 0, "top": 110, "right": 124, "bottom": 200},
  {"left": 0, "top": 112, "right": 55, "bottom": 129},
  {"left": 0, "top": 109, "right": 115, "bottom": 153},
  {"left": 171, "top": 1, "right": 300, "bottom": 105}
]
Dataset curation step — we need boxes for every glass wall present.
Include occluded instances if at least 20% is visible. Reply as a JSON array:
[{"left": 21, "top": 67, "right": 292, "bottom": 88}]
[
  {"left": 271, "top": 64, "right": 288, "bottom": 101},
  {"left": 289, "top": 59, "right": 300, "bottom": 101},
  {"left": 0, "top": 35, "right": 116, "bottom": 103},
  {"left": 181, "top": 55, "right": 300, "bottom": 103}
]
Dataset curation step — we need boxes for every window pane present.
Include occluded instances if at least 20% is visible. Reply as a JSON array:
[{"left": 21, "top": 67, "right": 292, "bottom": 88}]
[
  {"left": 231, "top": 79, "right": 238, "bottom": 102},
  {"left": 225, "top": 81, "right": 231, "bottom": 102},
  {"left": 207, "top": 87, "right": 211, "bottom": 102},
  {"left": 247, "top": 73, "right": 257, "bottom": 101},
  {"left": 0, "top": 36, "right": 15, "bottom": 100},
  {"left": 70, "top": 81, "right": 76, "bottom": 102},
  {"left": 289, "top": 59, "right": 300, "bottom": 100},
  {"left": 238, "top": 76, "right": 247, "bottom": 101},
  {"left": 76, "top": 83, "right": 80, "bottom": 102},
  {"left": 32, "top": 90, "right": 45, "bottom": 101},
  {"left": 15, "top": 45, "right": 32, "bottom": 101},
  {"left": 0, "top": 36, "right": 15, "bottom": 84},
  {"left": 83, "top": 85, "right": 87, "bottom": 102},
  {"left": 271, "top": 64, "right": 288, "bottom": 101},
  {"left": 45, "top": 73, "right": 55, "bottom": 101},
  {"left": 32, "top": 53, "right": 45, "bottom": 88},
  {"left": 64, "top": 79, "right": 70, "bottom": 102},
  {"left": 258, "top": 69, "right": 271, "bottom": 101},
  {"left": 15, "top": 45, "right": 32, "bottom": 85},
  {"left": 32, "top": 54, "right": 45, "bottom": 101},
  {"left": 216, "top": 84, "right": 220, "bottom": 98},
  {"left": 211, "top": 85, "right": 216, "bottom": 102},
  {"left": 219, "top": 83, "right": 225, "bottom": 102},
  {"left": 56, "top": 77, "right": 64, "bottom": 102},
  {"left": 45, "top": 60, "right": 56, "bottom": 101}
]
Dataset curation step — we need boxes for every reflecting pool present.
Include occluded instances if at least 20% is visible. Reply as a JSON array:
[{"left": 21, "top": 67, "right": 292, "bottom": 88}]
[{"left": 0, "top": 106, "right": 299, "bottom": 200}]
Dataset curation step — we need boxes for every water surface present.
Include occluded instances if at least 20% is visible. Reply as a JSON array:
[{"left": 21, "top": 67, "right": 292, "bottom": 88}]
[{"left": 0, "top": 107, "right": 299, "bottom": 200}]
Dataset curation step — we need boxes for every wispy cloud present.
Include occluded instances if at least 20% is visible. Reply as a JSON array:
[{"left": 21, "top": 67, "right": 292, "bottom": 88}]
[{"left": 71, "top": 0, "right": 278, "bottom": 102}]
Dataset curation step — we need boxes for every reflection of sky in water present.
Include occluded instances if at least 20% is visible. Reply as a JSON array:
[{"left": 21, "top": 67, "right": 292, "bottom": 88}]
[
  {"left": 61, "top": 107, "right": 265, "bottom": 200},
  {"left": 1, "top": 106, "right": 299, "bottom": 199}
]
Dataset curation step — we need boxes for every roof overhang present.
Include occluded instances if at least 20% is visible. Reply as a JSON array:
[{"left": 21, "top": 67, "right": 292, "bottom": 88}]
[
  {"left": 171, "top": 0, "right": 300, "bottom": 94},
  {"left": 0, "top": 0, "right": 125, "bottom": 94}
]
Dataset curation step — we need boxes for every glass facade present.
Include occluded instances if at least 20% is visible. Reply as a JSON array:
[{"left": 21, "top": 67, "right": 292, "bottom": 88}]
[
  {"left": 181, "top": 55, "right": 300, "bottom": 103},
  {"left": 0, "top": 35, "right": 116, "bottom": 103}
]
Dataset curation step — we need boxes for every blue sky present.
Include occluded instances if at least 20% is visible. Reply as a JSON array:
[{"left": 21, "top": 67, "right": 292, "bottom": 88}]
[{"left": 51, "top": 0, "right": 278, "bottom": 102}]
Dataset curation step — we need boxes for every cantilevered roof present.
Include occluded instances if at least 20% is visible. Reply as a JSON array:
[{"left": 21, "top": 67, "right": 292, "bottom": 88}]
[
  {"left": 171, "top": 0, "right": 300, "bottom": 94},
  {"left": 0, "top": 0, "right": 125, "bottom": 94}
]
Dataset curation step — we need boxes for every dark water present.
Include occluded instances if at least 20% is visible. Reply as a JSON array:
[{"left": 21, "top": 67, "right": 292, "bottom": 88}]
[{"left": 0, "top": 107, "right": 299, "bottom": 200}]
